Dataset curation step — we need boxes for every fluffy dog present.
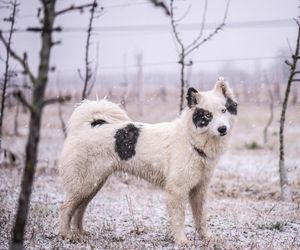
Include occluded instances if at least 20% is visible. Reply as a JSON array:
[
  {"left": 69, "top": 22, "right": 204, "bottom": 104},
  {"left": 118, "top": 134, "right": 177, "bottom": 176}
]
[{"left": 58, "top": 77, "right": 237, "bottom": 246}]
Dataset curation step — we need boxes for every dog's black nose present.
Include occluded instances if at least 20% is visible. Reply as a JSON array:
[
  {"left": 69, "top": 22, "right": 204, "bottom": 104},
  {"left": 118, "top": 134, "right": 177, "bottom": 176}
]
[{"left": 218, "top": 126, "right": 227, "bottom": 136}]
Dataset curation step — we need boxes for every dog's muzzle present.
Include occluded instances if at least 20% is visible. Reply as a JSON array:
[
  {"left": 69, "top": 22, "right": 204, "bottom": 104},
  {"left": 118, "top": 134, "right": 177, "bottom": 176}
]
[{"left": 217, "top": 126, "right": 227, "bottom": 136}]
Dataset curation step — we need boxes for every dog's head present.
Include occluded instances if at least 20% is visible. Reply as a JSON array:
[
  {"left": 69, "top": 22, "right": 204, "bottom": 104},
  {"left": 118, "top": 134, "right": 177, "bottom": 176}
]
[{"left": 186, "top": 77, "right": 237, "bottom": 137}]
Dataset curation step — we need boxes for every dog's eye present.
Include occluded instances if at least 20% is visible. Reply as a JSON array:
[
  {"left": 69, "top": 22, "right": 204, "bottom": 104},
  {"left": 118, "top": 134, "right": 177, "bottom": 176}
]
[
  {"left": 221, "top": 108, "right": 227, "bottom": 113},
  {"left": 205, "top": 112, "right": 211, "bottom": 117}
]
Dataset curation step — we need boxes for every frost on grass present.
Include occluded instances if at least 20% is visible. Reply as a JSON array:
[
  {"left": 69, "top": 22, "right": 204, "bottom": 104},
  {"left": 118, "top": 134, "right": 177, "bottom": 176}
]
[{"left": 0, "top": 104, "right": 300, "bottom": 249}]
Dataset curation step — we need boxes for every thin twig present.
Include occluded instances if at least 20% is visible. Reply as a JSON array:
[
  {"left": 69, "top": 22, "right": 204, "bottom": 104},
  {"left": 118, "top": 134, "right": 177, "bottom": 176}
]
[
  {"left": 0, "top": 32, "right": 36, "bottom": 85},
  {"left": 81, "top": 0, "right": 98, "bottom": 100},
  {"left": 55, "top": 72, "right": 67, "bottom": 138},
  {"left": 87, "top": 41, "right": 100, "bottom": 97},
  {"left": 170, "top": 0, "right": 184, "bottom": 56},
  {"left": 55, "top": 3, "right": 96, "bottom": 17},
  {"left": 263, "top": 89, "right": 274, "bottom": 144},
  {"left": 148, "top": 0, "right": 170, "bottom": 15},
  {"left": 13, "top": 90, "right": 34, "bottom": 113},
  {"left": 184, "top": 0, "right": 231, "bottom": 57},
  {"left": 42, "top": 95, "right": 71, "bottom": 107},
  {"left": 0, "top": 0, "right": 18, "bottom": 151},
  {"left": 185, "top": 0, "right": 208, "bottom": 52}
]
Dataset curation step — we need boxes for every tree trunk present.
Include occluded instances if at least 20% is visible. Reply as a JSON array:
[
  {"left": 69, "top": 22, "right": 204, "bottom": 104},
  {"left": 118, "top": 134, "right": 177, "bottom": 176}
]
[
  {"left": 10, "top": 2, "right": 55, "bottom": 249},
  {"left": 263, "top": 90, "right": 274, "bottom": 145},
  {"left": 0, "top": 0, "right": 17, "bottom": 151},
  {"left": 179, "top": 57, "right": 185, "bottom": 112},
  {"left": 278, "top": 19, "right": 300, "bottom": 202}
]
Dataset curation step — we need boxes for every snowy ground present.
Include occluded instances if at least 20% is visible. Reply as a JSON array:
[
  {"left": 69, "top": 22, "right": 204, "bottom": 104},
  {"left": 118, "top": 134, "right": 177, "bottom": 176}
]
[{"left": 1, "top": 96, "right": 300, "bottom": 249}]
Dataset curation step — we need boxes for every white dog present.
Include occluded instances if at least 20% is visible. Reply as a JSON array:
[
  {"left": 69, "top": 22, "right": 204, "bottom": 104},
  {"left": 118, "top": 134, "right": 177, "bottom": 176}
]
[{"left": 58, "top": 77, "right": 237, "bottom": 246}]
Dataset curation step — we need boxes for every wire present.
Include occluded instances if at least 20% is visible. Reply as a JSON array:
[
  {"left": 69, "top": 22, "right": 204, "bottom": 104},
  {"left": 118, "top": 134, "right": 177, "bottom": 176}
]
[
  {"left": 59, "top": 55, "right": 289, "bottom": 72},
  {"left": 1, "top": 19, "right": 295, "bottom": 33}
]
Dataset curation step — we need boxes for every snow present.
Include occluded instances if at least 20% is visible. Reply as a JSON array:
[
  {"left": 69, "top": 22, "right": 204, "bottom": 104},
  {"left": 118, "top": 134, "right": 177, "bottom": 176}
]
[{"left": 0, "top": 98, "right": 299, "bottom": 249}]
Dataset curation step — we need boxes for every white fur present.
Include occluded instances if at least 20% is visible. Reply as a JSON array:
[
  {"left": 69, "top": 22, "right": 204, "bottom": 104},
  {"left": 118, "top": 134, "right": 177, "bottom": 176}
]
[{"left": 58, "top": 79, "right": 237, "bottom": 246}]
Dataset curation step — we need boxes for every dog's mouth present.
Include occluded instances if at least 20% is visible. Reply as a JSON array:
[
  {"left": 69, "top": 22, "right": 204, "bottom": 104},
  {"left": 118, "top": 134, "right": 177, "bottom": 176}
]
[{"left": 219, "top": 132, "right": 227, "bottom": 136}]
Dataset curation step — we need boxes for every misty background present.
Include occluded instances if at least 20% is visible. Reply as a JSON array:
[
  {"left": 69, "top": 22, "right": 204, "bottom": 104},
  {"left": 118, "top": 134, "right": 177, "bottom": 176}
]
[{"left": 0, "top": 0, "right": 299, "bottom": 96}]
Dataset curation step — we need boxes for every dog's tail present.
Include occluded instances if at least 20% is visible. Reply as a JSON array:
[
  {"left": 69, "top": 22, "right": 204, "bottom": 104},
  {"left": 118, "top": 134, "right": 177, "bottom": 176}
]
[{"left": 67, "top": 99, "right": 131, "bottom": 134}]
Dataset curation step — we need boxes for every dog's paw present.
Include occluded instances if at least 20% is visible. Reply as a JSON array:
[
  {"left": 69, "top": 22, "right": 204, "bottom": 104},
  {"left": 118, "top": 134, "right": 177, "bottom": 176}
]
[
  {"left": 76, "top": 229, "right": 91, "bottom": 237},
  {"left": 59, "top": 231, "right": 73, "bottom": 240},
  {"left": 199, "top": 230, "right": 211, "bottom": 242},
  {"left": 60, "top": 231, "right": 86, "bottom": 242},
  {"left": 175, "top": 236, "right": 192, "bottom": 247}
]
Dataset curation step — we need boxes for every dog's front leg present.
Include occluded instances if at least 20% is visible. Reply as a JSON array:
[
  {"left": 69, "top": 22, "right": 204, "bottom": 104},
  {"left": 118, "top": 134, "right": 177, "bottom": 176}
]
[
  {"left": 165, "top": 189, "right": 190, "bottom": 246},
  {"left": 189, "top": 182, "right": 209, "bottom": 240}
]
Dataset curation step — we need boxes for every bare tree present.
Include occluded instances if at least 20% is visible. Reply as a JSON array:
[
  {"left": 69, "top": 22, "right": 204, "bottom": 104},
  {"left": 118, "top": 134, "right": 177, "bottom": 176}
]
[
  {"left": 263, "top": 89, "right": 274, "bottom": 145},
  {"left": 136, "top": 53, "right": 144, "bottom": 116},
  {"left": 0, "top": 1, "right": 95, "bottom": 249},
  {"left": 55, "top": 71, "right": 67, "bottom": 138},
  {"left": 279, "top": 18, "right": 300, "bottom": 201},
  {"left": 0, "top": 0, "right": 18, "bottom": 151},
  {"left": 79, "top": 0, "right": 102, "bottom": 100},
  {"left": 170, "top": 0, "right": 230, "bottom": 112}
]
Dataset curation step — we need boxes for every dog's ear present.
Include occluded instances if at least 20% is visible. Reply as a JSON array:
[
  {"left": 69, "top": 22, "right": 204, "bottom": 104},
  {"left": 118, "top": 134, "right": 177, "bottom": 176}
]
[
  {"left": 214, "top": 77, "right": 235, "bottom": 100},
  {"left": 186, "top": 87, "right": 201, "bottom": 108},
  {"left": 215, "top": 77, "right": 238, "bottom": 115}
]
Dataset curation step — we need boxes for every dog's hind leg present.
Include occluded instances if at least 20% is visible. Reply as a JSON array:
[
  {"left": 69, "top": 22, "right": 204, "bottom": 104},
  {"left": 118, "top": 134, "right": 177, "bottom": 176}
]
[
  {"left": 165, "top": 188, "right": 190, "bottom": 246},
  {"left": 189, "top": 182, "right": 209, "bottom": 240},
  {"left": 71, "top": 176, "right": 109, "bottom": 236},
  {"left": 59, "top": 193, "right": 84, "bottom": 239}
]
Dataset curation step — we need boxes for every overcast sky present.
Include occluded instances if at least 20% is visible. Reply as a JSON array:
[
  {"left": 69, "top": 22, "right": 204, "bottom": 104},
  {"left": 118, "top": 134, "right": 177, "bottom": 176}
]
[{"left": 0, "top": 0, "right": 298, "bottom": 78}]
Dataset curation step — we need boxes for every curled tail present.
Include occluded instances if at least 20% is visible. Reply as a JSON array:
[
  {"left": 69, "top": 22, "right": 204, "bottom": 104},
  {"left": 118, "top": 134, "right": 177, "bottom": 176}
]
[{"left": 67, "top": 99, "right": 131, "bottom": 135}]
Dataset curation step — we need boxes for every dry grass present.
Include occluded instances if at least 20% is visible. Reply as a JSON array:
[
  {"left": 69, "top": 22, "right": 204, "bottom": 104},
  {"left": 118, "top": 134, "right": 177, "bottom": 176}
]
[{"left": 1, "top": 90, "right": 300, "bottom": 249}]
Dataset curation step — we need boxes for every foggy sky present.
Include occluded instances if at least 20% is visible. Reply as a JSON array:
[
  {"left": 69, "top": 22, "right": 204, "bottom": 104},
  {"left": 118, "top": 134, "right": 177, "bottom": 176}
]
[{"left": 0, "top": 0, "right": 298, "bottom": 78}]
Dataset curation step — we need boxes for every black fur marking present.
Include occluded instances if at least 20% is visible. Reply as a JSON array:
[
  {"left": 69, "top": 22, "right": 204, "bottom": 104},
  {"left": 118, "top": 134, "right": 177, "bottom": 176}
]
[
  {"left": 91, "top": 119, "right": 107, "bottom": 127},
  {"left": 186, "top": 87, "right": 198, "bottom": 108},
  {"left": 225, "top": 97, "right": 238, "bottom": 115},
  {"left": 192, "top": 145, "right": 207, "bottom": 158},
  {"left": 192, "top": 108, "right": 213, "bottom": 128},
  {"left": 114, "top": 124, "right": 140, "bottom": 160}
]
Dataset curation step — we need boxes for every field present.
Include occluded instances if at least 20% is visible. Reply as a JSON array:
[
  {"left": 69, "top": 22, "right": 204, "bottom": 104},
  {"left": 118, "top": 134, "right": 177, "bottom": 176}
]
[{"left": 1, "top": 89, "right": 300, "bottom": 249}]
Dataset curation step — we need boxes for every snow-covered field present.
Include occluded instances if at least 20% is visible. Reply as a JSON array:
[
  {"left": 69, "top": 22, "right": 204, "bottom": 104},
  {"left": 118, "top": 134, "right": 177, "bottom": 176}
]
[{"left": 1, "top": 95, "right": 300, "bottom": 249}]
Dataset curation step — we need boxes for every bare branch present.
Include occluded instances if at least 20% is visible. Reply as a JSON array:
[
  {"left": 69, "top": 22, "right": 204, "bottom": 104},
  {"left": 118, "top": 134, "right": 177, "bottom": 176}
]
[
  {"left": 26, "top": 26, "right": 62, "bottom": 33},
  {"left": 263, "top": 88, "right": 274, "bottom": 144},
  {"left": 42, "top": 95, "right": 71, "bottom": 107},
  {"left": 185, "top": 0, "right": 208, "bottom": 52},
  {"left": 170, "top": 0, "right": 185, "bottom": 56},
  {"left": 169, "top": 0, "right": 230, "bottom": 112},
  {"left": 13, "top": 90, "right": 34, "bottom": 113},
  {"left": 7, "top": 83, "right": 31, "bottom": 89},
  {"left": 81, "top": 0, "right": 98, "bottom": 100},
  {"left": 292, "top": 79, "right": 300, "bottom": 82},
  {"left": 0, "top": 32, "right": 36, "bottom": 85},
  {"left": 55, "top": 2, "right": 96, "bottom": 17},
  {"left": 77, "top": 69, "right": 84, "bottom": 81},
  {"left": 285, "top": 59, "right": 292, "bottom": 67},
  {"left": 184, "top": 0, "right": 231, "bottom": 57},
  {"left": 87, "top": 41, "right": 100, "bottom": 97},
  {"left": 148, "top": 0, "right": 170, "bottom": 16},
  {"left": 174, "top": 3, "right": 191, "bottom": 23},
  {"left": 0, "top": 0, "right": 19, "bottom": 151},
  {"left": 286, "top": 38, "right": 293, "bottom": 56}
]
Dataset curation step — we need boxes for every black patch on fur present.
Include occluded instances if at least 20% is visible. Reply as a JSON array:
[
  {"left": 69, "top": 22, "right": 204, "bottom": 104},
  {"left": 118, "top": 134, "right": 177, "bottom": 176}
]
[
  {"left": 192, "top": 108, "right": 213, "bottom": 128},
  {"left": 186, "top": 87, "right": 198, "bottom": 108},
  {"left": 114, "top": 124, "right": 140, "bottom": 160},
  {"left": 225, "top": 97, "right": 238, "bottom": 115},
  {"left": 192, "top": 145, "right": 207, "bottom": 158},
  {"left": 91, "top": 119, "right": 107, "bottom": 127}
]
